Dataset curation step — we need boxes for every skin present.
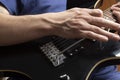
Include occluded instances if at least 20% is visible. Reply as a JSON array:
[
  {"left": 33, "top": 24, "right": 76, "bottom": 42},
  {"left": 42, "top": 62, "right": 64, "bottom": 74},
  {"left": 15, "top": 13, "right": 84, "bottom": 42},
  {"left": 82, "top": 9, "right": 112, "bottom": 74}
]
[
  {"left": 111, "top": 2, "right": 120, "bottom": 23},
  {"left": 0, "top": 3, "right": 120, "bottom": 46}
]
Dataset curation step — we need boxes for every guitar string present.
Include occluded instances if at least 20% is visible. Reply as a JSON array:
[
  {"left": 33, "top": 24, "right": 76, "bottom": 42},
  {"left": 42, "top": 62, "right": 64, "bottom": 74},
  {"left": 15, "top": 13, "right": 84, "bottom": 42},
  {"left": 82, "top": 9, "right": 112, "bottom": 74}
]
[
  {"left": 58, "top": 7, "right": 117, "bottom": 54},
  {"left": 59, "top": 40, "right": 82, "bottom": 50},
  {"left": 53, "top": 37, "right": 81, "bottom": 51},
  {"left": 43, "top": 5, "right": 95, "bottom": 49},
  {"left": 48, "top": 7, "right": 116, "bottom": 54},
  {"left": 103, "top": 13, "right": 116, "bottom": 21},
  {"left": 54, "top": 39, "right": 74, "bottom": 49},
  {"left": 52, "top": 37, "right": 73, "bottom": 48},
  {"left": 103, "top": 8, "right": 116, "bottom": 22},
  {"left": 52, "top": 37, "right": 65, "bottom": 44},
  {"left": 55, "top": 38, "right": 78, "bottom": 47},
  {"left": 60, "top": 38, "right": 85, "bottom": 53},
  {"left": 40, "top": 6, "right": 116, "bottom": 55},
  {"left": 42, "top": 5, "right": 97, "bottom": 50},
  {"left": 43, "top": 36, "right": 67, "bottom": 46},
  {"left": 103, "top": 8, "right": 116, "bottom": 33},
  {"left": 51, "top": 6, "right": 96, "bottom": 49},
  {"left": 60, "top": 0, "right": 120, "bottom": 54},
  {"left": 44, "top": 36, "right": 79, "bottom": 52}
]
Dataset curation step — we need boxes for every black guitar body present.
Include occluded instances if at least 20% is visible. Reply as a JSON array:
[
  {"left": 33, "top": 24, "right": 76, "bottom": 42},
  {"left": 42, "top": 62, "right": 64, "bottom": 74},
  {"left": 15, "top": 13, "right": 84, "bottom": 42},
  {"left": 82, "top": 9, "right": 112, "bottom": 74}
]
[
  {"left": 0, "top": 38, "right": 120, "bottom": 80},
  {"left": 1, "top": 0, "right": 120, "bottom": 80}
]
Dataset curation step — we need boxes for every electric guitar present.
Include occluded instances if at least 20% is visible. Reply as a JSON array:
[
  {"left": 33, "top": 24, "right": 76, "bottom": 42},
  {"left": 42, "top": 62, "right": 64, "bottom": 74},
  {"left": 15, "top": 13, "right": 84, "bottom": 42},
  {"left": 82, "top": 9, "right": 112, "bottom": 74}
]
[{"left": 0, "top": 0, "right": 120, "bottom": 80}]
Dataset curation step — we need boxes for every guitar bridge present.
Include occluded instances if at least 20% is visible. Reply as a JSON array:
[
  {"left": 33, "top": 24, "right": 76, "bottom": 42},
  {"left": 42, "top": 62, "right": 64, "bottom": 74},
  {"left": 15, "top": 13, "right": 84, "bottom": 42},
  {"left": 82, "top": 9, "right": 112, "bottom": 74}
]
[{"left": 40, "top": 42, "right": 66, "bottom": 67}]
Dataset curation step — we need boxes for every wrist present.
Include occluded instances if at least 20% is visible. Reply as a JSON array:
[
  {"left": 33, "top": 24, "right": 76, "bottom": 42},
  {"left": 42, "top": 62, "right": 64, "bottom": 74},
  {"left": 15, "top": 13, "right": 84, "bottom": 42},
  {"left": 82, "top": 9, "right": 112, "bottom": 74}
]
[{"left": 36, "top": 13, "right": 61, "bottom": 36}]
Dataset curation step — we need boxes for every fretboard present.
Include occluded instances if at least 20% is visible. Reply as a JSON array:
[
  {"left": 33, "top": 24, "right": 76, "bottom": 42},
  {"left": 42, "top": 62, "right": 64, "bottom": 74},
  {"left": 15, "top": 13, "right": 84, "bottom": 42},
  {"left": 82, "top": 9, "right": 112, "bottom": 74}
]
[{"left": 103, "top": 8, "right": 116, "bottom": 22}]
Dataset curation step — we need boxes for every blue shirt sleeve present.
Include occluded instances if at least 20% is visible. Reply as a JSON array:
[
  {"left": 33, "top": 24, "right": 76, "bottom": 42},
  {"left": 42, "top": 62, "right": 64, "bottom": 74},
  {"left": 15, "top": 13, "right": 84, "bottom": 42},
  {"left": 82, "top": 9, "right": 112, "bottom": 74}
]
[{"left": 0, "top": 0, "right": 22, "bottom": 15}]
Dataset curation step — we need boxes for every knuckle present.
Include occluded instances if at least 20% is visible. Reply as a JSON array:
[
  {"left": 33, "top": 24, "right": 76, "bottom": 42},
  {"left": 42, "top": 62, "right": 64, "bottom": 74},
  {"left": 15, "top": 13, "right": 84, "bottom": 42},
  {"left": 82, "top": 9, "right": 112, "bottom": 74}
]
[
  {"left": 70, "top": 7, "right": 80, "bottom": 12},
  {"left": 92, "top": 27, "right": 101, "bottom": 32},
  {"left": 70, "top": 19, "right": 79, "bottom": 24},
  {"left": 72, "top": 7, "right": 80, "bottom": 10},
  {"left": 70, "top": 8, "right": 86, "bottom": 15},
  {"left": 78, "top": 15, "right": 90, "bottom": 20},
  {"left": 76, "top": 20, "right": 85, "bottom": 26},
  {"left": 68, "top": 19, "right": 85, "bottom": 27},
  {"left": 86, "top": 31, "right": 94, "bottom": 36},
  {"left": 66, "top": 19, "right": 77, "bottom": 27},
  {"left": 83, "top": 16, "right": 94, "bottom": 23},
  {"left": 94, "top": 9, "right": 103, "bottom": 15}
]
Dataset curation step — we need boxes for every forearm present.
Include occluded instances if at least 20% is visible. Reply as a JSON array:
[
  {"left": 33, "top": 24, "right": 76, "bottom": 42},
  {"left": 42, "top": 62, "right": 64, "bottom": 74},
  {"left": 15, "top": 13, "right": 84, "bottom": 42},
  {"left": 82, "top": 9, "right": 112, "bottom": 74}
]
[
  {"left": 1, "top": 6, "right": 120, "bottom": 46},
  {"left": 0, "top": 14, "right": 53, "bottom": 46}
]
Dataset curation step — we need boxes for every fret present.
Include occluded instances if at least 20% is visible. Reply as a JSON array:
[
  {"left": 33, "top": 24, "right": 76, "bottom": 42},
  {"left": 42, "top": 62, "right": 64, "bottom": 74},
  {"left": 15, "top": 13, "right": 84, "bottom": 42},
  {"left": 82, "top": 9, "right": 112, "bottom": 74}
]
[
  {"left": 103, "top": 14, "right": 116, "bottom": 22},
  {"left": 103, "top": 8, "right": 116, "bottom": 22}
]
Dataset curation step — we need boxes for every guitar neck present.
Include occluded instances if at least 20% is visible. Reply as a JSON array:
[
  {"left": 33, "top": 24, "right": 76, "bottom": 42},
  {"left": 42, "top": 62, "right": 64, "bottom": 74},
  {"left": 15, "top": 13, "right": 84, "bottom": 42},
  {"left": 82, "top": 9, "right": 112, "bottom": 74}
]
[
  {"left": 94, "top": 0, "right": 120, "bottom": 21},
  {"left": 103, "top": 8, "right": 116, "bottom": 22},
  {"left": 94, "top": 0, "right": 119, "bottom": 22}
]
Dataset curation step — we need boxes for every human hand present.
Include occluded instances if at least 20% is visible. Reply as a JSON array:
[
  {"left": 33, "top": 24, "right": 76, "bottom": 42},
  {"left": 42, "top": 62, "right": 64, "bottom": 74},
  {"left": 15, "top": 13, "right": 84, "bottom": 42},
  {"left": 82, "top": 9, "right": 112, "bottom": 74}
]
[
  {"left": 43, "top": 8, "right": 120, "bottom": 42},
  {"left": 111, "top": 2, "right": 120, "bottom": 23}
]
